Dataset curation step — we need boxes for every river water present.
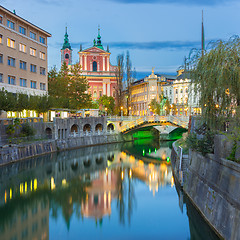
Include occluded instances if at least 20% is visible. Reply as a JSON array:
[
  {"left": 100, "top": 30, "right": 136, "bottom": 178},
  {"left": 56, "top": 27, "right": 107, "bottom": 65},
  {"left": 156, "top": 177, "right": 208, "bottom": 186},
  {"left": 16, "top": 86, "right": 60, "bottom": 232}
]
[{"left": 0, "top": 138, "right": 220, "bottom": 240}]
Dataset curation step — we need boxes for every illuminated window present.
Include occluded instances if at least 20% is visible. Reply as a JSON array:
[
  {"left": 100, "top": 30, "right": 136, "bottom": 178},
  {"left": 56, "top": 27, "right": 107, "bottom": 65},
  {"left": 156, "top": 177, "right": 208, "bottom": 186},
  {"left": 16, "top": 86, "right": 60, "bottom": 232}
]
[
  {"left": 39, "top": 36, "right": 45, "bottom": 44},
  {"left": 93, "top": 61, "right": 97, "bottom": 71},
  {"left": 20, "top": 78, "right": 27, "bottom": 87},
  {"left": 20, "top": 60, "right": 27, "bottom": 70},
  {"left": 30, "top": 31, "right": 36, "bottom": 40},
  {"left": 8, "top": 75, "right": 16, "bottom": 85},
  {"left": 31, "top": 80, "right": 36, "bottom": 89},
  {"left": 39, "top": 52, "right": 45, "bottom": 60},
  {"left": 19, "top": 26, "right": 26, "bottom": 35},
  {"left": 7, "top": 20, "right": 15, "bottom": 30},
  {"left": 0, "top": 34, "right": 2, "bottom": 44},
  {"left": 30, "top": 64, "right": 37, "bottom": 73},
  {"left": 7, "top": 38, "right": 15, "bottom": 48},
  {"left": 40, "top": 83, "right": 46, "bottom": 90},
  {"left": 40, "top": 67, "right": 46, "bottom": 75},
  {"left": 19, "top": 43, "right": 26, "bottom": 52},
  {"left": 30, "top": 48, "right": 36, "bottom": 56},
  {"left": 8, "top": 57, "right": 15, "bottom": 67}
]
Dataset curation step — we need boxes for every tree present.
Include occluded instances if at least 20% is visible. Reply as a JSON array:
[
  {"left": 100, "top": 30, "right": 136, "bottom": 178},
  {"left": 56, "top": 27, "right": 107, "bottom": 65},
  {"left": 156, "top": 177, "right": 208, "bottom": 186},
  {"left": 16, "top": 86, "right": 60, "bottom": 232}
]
[
  {"left": 149, "top": 98, "right": 160, "bottom": 115},
  {"left": 115, "top": 54, "right": 124, "bottom": 115},
  {"left": 126, "top": 51, "right": 132, "bottom": 115},
  {"left": 98, "top": 95, "right": 115, "bottom": 115},
  {"left": 188, "top": 36, "right": 240, "bottom": 129}
]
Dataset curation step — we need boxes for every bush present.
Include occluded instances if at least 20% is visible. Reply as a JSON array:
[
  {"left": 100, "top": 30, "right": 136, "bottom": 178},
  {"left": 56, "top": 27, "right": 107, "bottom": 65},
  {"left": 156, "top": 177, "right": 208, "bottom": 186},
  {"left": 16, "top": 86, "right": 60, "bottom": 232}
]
[{"left": 21, "top": 123, "right": 35, "bottom": 137}]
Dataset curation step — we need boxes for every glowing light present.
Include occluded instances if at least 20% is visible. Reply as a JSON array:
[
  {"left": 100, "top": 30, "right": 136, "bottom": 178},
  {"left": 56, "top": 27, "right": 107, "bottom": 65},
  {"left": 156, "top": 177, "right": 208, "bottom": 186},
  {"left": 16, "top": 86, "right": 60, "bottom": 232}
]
[
  {"left": 129, "top": 169, "right": 132, "bottom": 178},
  {"left": 143, "top": 149, "right": 145, "bottom": 156},
  {"left": 149, "top": 149, "right": 151, "bottom": 154},
  {"left": 30, "top": 180, "right": 33, "bottom": 191},
  {"left": 5, "top": 191, "right": 7, "bottom": 203},
  {"left": 20, "top": 183, "right": 24, "bottom": 194},
  {"left": 155, "top": 148, "right": 157, "bottom": 153},
  {"left": 34, "top": 179, "right": 37, "bottom": 191},
  {"left": 138, "top": 160, "right": 144, "bottom": 166},
  {"left": 25, "top": 182, "right": 27, "bottom": 193},
  {"left": 167, "top": 157, "right": 170, "bottom": 162},
  {"left": 62, "top": 179, "right": 67, "bottom": 186},
  {"left": 171, "top": 176, "right": 175, "bottom": 188},
  {"left": 10, "top": 188, "right": 12, "bottom": 200},
  {"left": 106, "top": 168, "right": 108, "bottom": 175},
  {"left": 51, "top": 177, "right": 55, "bottom": 190},
  {"left": 108, "top": 191, "right": 111, "bottom": 205},
  {"left": 121, "top": 171, "right": 124, "bottom": 180}
]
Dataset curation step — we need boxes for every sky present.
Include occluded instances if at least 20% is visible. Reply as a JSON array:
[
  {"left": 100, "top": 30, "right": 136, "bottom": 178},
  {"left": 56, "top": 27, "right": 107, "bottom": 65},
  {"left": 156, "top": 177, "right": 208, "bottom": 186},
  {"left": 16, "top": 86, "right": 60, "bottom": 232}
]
[{"left": 1, "top": 0, "right": 240, "bottom": 78}]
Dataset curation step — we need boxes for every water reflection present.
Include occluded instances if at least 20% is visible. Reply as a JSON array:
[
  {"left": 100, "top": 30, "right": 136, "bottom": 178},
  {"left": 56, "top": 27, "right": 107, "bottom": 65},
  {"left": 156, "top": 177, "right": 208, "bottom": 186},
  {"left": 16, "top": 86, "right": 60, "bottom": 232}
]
[{"left": 0, "top": 140, "right": 219, "bottom": 240}]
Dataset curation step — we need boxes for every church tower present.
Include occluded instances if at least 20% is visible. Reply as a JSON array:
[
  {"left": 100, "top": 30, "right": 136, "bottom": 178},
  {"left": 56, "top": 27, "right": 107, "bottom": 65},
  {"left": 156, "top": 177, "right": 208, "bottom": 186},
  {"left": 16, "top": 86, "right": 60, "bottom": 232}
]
[{"left": 61, "top": 27, "right": 72, "bottom": 66}]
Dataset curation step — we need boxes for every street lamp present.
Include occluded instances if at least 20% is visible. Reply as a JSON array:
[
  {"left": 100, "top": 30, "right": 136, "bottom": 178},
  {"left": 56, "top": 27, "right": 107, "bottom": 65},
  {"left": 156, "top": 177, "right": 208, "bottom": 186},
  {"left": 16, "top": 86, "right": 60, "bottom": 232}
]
[
  {"left": 120, "top": 106, "right": 123, "bottom": 120},
  {"left": 105, "top": 107, "right": 108, "bottom": 116}
]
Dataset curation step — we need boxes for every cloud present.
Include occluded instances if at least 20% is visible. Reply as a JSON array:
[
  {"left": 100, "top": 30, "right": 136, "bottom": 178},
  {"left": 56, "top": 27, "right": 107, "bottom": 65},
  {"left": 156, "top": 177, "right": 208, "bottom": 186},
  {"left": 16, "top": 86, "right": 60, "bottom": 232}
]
[
  {"left": 67, "top": 40, "right": 201, "bottom": 51},
  {"left": 105, "top": 0, "right": 233, "bottom": 6}
]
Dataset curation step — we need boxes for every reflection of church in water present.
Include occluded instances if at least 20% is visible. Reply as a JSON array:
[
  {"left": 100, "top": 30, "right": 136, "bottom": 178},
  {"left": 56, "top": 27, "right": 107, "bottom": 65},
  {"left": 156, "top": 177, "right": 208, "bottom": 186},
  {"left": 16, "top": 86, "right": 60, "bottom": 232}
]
[{"left": 61, "top": 27, "right": 118, "bottom": 101}]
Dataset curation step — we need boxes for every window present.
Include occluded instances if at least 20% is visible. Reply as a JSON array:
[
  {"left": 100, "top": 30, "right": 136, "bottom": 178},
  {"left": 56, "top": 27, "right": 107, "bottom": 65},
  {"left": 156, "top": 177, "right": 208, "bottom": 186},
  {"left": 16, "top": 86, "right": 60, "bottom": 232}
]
[
  {"left": 93, "top": 61, "right": 97, "bottom": 71},
  {"left": 99, "top": 91, "right": 102, "bottom": 97},
  {"left": 19, "top": 43, "right": 26, "bottom": 52},
  {"left": 170, "top": 89, "right": 172, "bottom": 95},
  {"left": 19, "top": 26, "right": 26, "bottom": 35},
  {"left": 180, "top": 89, "right": 183, "bottom": 93},
  {"left": 30, "top": 64, "right": 37, "bottom": 73},
  {"left": 20, "top": 61, "right": 27, "bottom": 70},
  {"left": 0, "top": 73, "right": 3, "bottom": 83},
  {"left": 30, "top": 31, "right": 36, "bottom": 40},
  {"left": 40, "top": 83, "right": 46, "bottom": 90},
  {"left": 93, "top": 91, "right": 97, "bottom": 98},
  {"left": 31, "top": 80, "right": 36, "bottom": 89},
  {"left": 0, "top": 16, "right": 2, "bottom": 24},
  {"left": 39, "top": 36, "right": 45, "bottom": 44},
  {"left": 30, "top": 48, "right": 36, "bottom": 56},
  {"left": 40, "top": 67, "right": 46, "bottom": 75},
  {"left": 39, "top": 52, "right": 45, "bottom": 60},
  {"left": 8, "top": 75, "right": 16, "bottom": 85},
  {"left": 185, "top": 88, "right": 188, "bottom": 93},
  {"left": 0, "top": 34, "right": 2, "bottom": 44},
  {"left": 7, "top": 20, "right": 15, "bottom": 30},
  {"left": 0, "top": 54, "right": 2, "bottom": 63},
  {"left": 7, "top": 38, "right": 15, "bottom": 48},
  {"left": 165, "top": 90, "right": 168, "bottom": 95},
  {"left": 20, "top": 78, "right": 27, "bottom": 87},
  {"left": 176, "top": 98, "right": 178, "bottom": 103},
  {"left": 65, "top": 53, "right": 69, "bottom": 59},
  {"left": 8, "top": 57, "right": 15, "bottom": 67},
  {"left": 176, "top": 89, "right": 178, "bottom": 94}
]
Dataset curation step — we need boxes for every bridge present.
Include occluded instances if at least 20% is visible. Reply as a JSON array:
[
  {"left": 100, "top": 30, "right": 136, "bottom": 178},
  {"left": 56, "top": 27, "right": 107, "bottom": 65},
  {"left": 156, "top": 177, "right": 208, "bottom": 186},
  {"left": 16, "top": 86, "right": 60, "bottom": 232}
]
[{"left": 107, "top": 115, "right": 189, "bottom": 134}]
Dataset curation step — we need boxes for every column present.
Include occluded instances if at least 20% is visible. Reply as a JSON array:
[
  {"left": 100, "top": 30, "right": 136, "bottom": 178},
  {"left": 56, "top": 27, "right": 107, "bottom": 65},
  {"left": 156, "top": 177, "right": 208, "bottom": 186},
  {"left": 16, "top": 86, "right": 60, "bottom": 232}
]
[
  {"left": 107, "top": 56, "right": 109, "bottom": 71},
  {"left": 103, "top": 82, "right": 106, "bottom": 95},
  {"left": 103, "top": 56, "right": 105, "bottom": 71},
  {"left": 84, "top": 55, "right": 87, "bottom": 70},
  {"left": 80, "top": 55, "right": 82, "bottom": 69},
  {"left": 107, "top": 83, "right": 110, "bottom": 96}
]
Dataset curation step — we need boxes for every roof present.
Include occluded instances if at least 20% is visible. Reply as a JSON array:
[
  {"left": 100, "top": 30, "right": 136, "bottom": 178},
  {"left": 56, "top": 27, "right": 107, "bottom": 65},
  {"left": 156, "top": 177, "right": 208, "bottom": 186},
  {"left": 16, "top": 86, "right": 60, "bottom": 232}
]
[
  {"left": 156, "top": 74, "right": 177, "bottom": 80},
  {"left": 0, "top": 5, "right": 51, "bottom": 37},
  {"left": 176, "top": 72, "right": 191, "bottom": 80}
]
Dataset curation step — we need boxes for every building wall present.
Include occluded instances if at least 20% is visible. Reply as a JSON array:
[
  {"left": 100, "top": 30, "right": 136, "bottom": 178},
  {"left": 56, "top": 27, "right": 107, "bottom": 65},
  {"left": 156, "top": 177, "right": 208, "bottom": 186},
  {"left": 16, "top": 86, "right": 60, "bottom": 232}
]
[{"left": 0, "top": 6, "right": 51, "bottom": 96}]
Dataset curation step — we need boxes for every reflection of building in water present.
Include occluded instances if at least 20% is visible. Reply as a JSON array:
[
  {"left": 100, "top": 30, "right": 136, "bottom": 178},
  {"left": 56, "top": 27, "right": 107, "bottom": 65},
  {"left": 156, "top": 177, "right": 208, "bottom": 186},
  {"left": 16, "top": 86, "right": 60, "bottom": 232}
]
[
  {"left": 81, "top": 169, "right": 119, "bottom": 219},
  {"left": 0, "top": 199, "right": 49, "bottom": 240}
]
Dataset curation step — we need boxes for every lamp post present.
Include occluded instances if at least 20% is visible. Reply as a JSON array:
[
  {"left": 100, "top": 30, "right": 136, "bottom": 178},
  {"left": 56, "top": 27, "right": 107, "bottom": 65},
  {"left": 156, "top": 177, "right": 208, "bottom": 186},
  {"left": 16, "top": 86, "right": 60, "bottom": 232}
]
[
  {"left": 105, "top": 107, "right": 108, "bottom": 116},
  {"left": 121, "top": 106, "right": 123, "bottom": 120}
]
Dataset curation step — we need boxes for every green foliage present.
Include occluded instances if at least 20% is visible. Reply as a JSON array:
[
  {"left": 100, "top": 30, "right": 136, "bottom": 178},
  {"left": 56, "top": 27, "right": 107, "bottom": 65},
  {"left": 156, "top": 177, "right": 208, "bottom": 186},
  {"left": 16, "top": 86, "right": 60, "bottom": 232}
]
[
  {"left": 149, "top": 98, "right": 160, "bottom": 115},
  {"left": 188, "top": 36, "right": 240, "bottom": 129},
  {"left": 186, "top": 130, "right": 215, "bottom": 156},
  {"left": 20, "top": 123, "right": 35, "bottom": 137},
  {"left": 98, "top": 95, "right": 115, "bottom": 115}
]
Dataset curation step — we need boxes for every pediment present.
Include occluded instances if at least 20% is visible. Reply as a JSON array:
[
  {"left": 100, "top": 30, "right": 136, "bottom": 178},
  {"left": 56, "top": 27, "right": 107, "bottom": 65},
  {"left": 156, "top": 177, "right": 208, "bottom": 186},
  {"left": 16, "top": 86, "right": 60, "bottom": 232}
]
[{"left": 81, "top": 47, "right": 108, "bottom": 54}]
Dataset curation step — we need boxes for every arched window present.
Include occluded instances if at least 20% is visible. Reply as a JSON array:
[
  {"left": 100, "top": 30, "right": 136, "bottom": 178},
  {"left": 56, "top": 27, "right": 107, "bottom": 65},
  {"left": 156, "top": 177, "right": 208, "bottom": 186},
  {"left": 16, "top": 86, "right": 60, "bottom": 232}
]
[
  {"left": 65, "top": 53, "right": 69, "bottom": 59},
  {"left": 93, "top": 61, "right": 97, "bottom": 71}
]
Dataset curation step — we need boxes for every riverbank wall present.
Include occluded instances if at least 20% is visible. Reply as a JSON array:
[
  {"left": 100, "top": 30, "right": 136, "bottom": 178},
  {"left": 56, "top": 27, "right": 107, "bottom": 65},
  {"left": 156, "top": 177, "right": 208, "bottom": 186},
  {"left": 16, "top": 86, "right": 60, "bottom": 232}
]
[
  {"left": 0, "top": 133, "right": 123, "bottom": 166},
  {"left": 171, "top": 140, "right": 240, "bottom": 240}
]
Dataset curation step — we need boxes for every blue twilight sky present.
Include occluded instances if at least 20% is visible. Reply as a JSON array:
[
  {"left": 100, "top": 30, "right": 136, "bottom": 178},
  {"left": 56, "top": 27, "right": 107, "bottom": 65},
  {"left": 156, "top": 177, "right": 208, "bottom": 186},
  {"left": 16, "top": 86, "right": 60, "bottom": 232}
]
[{"left": 1, "top": 0, "right": 240, "bottom": 77}]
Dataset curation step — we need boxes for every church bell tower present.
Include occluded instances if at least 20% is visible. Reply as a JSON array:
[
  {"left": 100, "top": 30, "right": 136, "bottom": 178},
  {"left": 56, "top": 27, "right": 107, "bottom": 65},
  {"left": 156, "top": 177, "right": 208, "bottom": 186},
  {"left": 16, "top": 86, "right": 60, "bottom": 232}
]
[{"left": 61, "top": 27, "right": 72, "bottom": 66}]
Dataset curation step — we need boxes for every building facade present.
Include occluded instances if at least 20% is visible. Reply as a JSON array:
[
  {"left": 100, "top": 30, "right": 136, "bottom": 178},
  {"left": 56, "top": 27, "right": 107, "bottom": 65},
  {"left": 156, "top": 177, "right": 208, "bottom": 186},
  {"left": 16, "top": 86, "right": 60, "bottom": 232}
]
[
  {"left": 0, "top": 6, "right": 51, "bottom": 97},
  {"left": 61, "top": 28, "right": 117, "bottom": 101},
  {"left": 163, "top": 72, "right": 201, "bottom": 116},
  {"left": 129, "top": 69, "right": 176, "bottom": 116}
]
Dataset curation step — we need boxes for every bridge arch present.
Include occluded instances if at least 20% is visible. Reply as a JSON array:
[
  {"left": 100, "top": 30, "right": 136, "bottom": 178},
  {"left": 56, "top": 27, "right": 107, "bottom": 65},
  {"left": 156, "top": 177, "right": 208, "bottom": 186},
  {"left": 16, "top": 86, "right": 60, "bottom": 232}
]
[
  {"left": 71, "top": 124, "right": 79, "bottom": 133},
  {"left": 95, "top": 123, "right": 103, "bottom": 131},
  {"left": 45, "top": 127, "right": 52, "bottom": 139},
  {"left": 107, "top": 123, "right": 115, "bottom": 131},
  {"left": 83, "top": 124, "right": 91, "bottom": 132}
]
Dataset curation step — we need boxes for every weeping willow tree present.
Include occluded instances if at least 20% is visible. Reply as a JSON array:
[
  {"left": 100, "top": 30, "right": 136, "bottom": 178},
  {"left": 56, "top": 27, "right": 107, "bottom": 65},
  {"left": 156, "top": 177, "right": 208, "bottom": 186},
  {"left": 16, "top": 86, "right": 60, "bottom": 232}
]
[{"left": 188, "top": 36, "right": 240, "bottom": 130}]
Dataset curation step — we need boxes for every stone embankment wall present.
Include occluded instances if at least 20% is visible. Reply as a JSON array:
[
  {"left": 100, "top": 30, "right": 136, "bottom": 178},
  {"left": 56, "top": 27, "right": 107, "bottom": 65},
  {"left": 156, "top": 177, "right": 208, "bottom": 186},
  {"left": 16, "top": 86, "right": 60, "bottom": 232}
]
[
  {"left": 171, "top": 139, "right": 240, "bottom": 240},
  {"left": 0, "top": 134, "right": 123, "bottom": 166}
]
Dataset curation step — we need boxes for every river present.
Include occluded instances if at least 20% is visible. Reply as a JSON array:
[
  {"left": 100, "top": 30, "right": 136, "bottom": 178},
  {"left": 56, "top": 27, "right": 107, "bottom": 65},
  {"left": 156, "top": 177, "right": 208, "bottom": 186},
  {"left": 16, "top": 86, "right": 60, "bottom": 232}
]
[{"left": 0, "top": 138, "right": 220, "bottom": 240}]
